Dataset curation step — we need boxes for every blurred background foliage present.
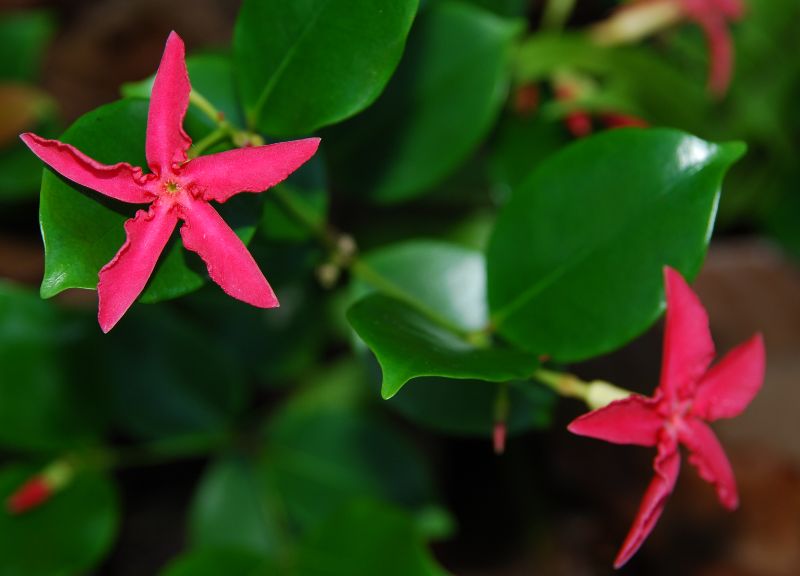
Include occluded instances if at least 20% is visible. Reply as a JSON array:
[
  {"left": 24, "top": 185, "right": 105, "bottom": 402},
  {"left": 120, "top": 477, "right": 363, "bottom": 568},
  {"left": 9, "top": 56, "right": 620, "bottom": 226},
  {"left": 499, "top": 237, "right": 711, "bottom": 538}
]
[{"left": 0, "top": 0, "right": 798, "bottom": 575}]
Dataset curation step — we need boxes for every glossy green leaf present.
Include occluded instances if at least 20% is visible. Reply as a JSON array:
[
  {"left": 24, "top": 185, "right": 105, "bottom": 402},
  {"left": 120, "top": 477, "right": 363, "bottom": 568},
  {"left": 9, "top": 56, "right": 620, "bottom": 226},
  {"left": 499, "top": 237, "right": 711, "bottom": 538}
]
[
  {"left": 487, "top": 129, "right": 745, "bottom": 362},
  {"left": 295, "top": 500, "right": 448, "bottom": 576},
  {"left": 348, "top": 294, "right": 537, "bottom": 398},
  {"left": 38, "top": 98, "right": 260, "bottom": 302},
  {"left": 234, "top": 0, "right": 419, "bottom": 136},
  {"left": 329, "top": 1, "right": 522, "bottom": 202},
  {"left": 262, "top": 403, "right": 435, "bottom": 534},
  {"left": 0, "top": 282, "right": 107, "bottom": 452},
  {"left": 160, "top": 549, "right": 275, "bottom": 576},
  {"left": 354, "top": 240, "right": 488, "bottom": 331},
  {"left": 102, "top": 304, "right": 247, "bottom": 440},
  {"left": 0, "top": 11, "right": 54, "bottom": 82},
  {"left": 121, "top": 53, "right": 245, "bottom": 130},
  {"left": 0, "top": 465, "right": 118, "bottom": 576},
  {"left": 189, "top": 456, "right": 284, "bottom": 557},
  {"left": 390, "top": 377, "right": 554, "bottom": 436}
]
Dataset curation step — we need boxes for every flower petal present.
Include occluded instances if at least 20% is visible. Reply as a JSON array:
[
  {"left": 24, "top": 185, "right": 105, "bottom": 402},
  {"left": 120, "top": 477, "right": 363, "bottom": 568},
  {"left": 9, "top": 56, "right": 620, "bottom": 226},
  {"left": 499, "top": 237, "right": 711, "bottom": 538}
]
[
  {"left": 183, "top": 138, "right": 321, "bottom": 203},
  {"left": 20, "top": 133, "right": 152, "bottom": 203},
  {"left": 146, "top": 31, "right": 192, "bottom": 176},
  {"left": 680, "top": 418, "right": 738, "bottom": 509},
  {"left": 179, "top": 199, "right": 278, "bottom": 308},
  {"left": 694, "top": 333, "right": 765, "bottom": 421},
  {"left": 659, "top": 266, "right": 715, "bottom": 402},
  {"left": 567, "top": 395, "right": 662, "bottom": 447},
  {"left": 614, "top": 437, "right": 681, "bottom": 568},
  {"left": 697, "top": 14, "right": 735, "bottom": 96},
  {"left": 97, "top": 200, "right": 178, "bottom": 333}
]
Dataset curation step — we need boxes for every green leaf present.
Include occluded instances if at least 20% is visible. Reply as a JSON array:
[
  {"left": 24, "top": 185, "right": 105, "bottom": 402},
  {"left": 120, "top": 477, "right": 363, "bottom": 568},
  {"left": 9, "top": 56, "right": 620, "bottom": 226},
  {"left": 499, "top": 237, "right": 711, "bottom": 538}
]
[
  {"left": 0, "top": 282, "right": 107, "bottom": 452},
  {"left": 329, "top": 1, "right": 522, "bottom": 202},
  {"left": 295, "top": 500, "right": 448, "bottom": 576},
  {"left": 189, "top": 457, "right": 285, "bottom": 557},
  {"left": 262, "top": 403, "right": 435, "bottom": 535},
  {"left": 487, "top": 128, "right": 745, "bottom": 362},
  {"left": 38, "top": 98, "right": 260, "bottom": 302},
  {"left": 488, "top": 112, "right": 567, "bottom": 201},
  {"left": 160, "top": 549, "right": 275, "bottom": 576},
  {"left": 121, "top": 53, "right": 245, "bottom": 130},
  {"left": 102, "top": 303, "right": 247, "bottom": 440},
  {"left": 348, "top": 294, "right": 537, "bottom": 398},
  {"left": 0, "top": 11, "right": 54, "bottom": 82},
  {"left": 0, "top": 465, "right": 118, "bottom": 576},
  {"left": 354, "top": 240, "right": 489, "bottom": 331},
  {"left": 390, "top": 377, "right": 554, "bottom": 436},
  {"left": 234, "top": 0, "right": 419, "bottom": 136}
]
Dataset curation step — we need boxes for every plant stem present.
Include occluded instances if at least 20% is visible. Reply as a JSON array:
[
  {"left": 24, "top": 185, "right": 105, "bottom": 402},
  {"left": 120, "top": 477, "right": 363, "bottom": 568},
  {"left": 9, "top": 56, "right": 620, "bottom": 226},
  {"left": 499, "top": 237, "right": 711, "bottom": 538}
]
[
  {"left": 189, "top": 126, "right": 231, "bottom": 159},
  {"left": 189, "top": 89, "right": 223, "bottom": 124},
  {"left": 541, "top": 0, "right": 578, "bottom": 31},
  {"left": 533, "top": 368, "right": 634, "bottom": 409}
]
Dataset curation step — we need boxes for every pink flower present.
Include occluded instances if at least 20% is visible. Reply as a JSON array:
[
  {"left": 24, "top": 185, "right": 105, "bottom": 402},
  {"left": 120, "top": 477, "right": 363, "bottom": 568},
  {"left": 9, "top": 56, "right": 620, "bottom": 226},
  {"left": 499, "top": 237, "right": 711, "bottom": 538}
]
[
  {"left": 568, "top": 266, "right": 765, "bottom": 568},
  {"left": 21, "top": 32, "right": 319, "bottom": 332},
  {"left": 680, "top": 0, "right": 745, "bottom": 96}
]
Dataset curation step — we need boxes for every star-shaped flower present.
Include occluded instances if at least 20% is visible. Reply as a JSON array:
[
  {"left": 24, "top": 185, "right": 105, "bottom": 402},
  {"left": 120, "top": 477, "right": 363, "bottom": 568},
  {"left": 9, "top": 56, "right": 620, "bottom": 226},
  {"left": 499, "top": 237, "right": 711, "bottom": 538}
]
[
  {"left": 21, "top": 32, "right": 319, "bottom": 332},
  {"left": 568, "top": 266, "right": 765, "bottom": 568}
]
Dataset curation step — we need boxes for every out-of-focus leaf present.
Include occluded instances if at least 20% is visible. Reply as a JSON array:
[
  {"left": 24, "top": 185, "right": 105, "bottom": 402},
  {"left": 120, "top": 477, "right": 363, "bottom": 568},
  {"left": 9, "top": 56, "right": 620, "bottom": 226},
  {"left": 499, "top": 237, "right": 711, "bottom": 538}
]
[
  {"left": 329, "top": 1, "right": 522, "bottom": 202},
  {"left": 487, "top": 129, "right": 744, "bottom": 362},
  {"left": 234, "top": 0, "right": 419, "bottom": 136},
  {"left": 0, "top": 465, "right": 118, "bottom": 576},
  {"left": 102, "top": 304, "right": 247, "bottom": 440},
  {"left": 189, "top": 457, "right": 286, "bottom": 557},
  {"left": 159, "top": 549, "right": 275, "bottom": 576},
  {"left": 0, "top": 11, "right": 54, "bottom": 82},
  {"left": 0, "top": 282, "right": 107, "bottom": 452},
  {"left": 295, "top": 500, "right": 449, "bottom": 576}
]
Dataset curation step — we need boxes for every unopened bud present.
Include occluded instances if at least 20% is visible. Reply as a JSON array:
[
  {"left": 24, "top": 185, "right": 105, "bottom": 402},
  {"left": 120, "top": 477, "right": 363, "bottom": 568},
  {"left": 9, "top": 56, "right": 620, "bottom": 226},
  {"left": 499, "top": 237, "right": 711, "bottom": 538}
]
[
  {"left": 6, "top": 461, "right": 74, "bottom": 515},
  {"left": 493, "top": 422, "right": 507, "bottom": 455},
  {"left": 586, "top": 380, "right": 632, "bottom": 410}
]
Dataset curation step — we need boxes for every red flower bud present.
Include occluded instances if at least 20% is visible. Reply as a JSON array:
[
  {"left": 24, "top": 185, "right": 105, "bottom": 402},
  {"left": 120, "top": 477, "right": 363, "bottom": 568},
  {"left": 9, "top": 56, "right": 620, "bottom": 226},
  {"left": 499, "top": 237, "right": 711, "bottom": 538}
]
[{"left": 6, "top": 476, "right": 51, "bottom": 515}]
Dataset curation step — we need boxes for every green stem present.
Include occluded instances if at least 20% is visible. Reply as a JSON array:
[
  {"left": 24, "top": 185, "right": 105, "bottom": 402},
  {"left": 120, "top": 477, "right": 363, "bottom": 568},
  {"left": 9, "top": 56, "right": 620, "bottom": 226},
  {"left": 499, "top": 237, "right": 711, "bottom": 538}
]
[
  {"left": 88, "top": 432, "right": 231, "bottom": 470},
  {"left": 189, "top": 126, "right": 231, "bottom": 159},
  {"left": 189, "top": 89, "right": 224, "bottom": 125}
]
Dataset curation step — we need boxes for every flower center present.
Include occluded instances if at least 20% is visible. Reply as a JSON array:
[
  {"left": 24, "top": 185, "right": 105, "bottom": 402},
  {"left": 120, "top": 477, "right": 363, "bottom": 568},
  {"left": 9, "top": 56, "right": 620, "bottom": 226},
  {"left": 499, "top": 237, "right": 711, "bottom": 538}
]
[{"left": 163, "top": 180, "right": 181, "bottom": 195}]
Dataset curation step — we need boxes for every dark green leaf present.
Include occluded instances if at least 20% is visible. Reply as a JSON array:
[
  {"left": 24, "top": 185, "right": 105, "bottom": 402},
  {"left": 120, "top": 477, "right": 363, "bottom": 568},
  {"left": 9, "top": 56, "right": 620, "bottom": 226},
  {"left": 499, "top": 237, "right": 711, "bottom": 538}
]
[
  {"left": 102, "top": 304, "right": 247, "bottom": 440},
  {"left": 390, "top": 377, "right": 554, "bottom": 436},
  {"left": 487, "top": 128, "right": 745, "bottom": 362},
  {"left": 0, "top": 282, "right": 107, "bottom": 452},
  {"left": 189, "top": 457, "right": 285, "bottom": 557},
  {"left": 0, "top": 465, "right": 118, "bottom": 576},
  {"left": 488, "top": 112, "right": 567, "bottom": 201},
  {"left": 38, "top": 98, "right": 260, "bottom": 302},
  {"left": 160, "top": 549, "right": 275, "bottom": 576},
  {"left": 262, "top": 403, "right": 435, "bottom": 534},
  {"left": 329, "top": 1, "right": 522, "bottom": 202},
  {"left": 295, "top": 500, "right": 448, "bottom": 576},
  {"left": 234, "top": 0, "right": 419, "bottom": 136},
  {"left": 0, "top": 11, "right": 54, "bottom": 82},
  {"left": 348, "top": 294, "right": 537, "bottom": 399}
]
